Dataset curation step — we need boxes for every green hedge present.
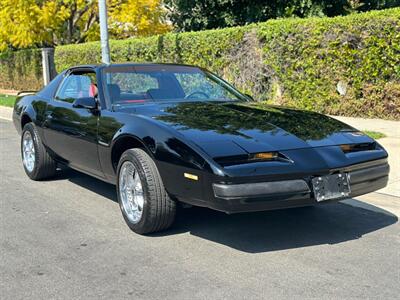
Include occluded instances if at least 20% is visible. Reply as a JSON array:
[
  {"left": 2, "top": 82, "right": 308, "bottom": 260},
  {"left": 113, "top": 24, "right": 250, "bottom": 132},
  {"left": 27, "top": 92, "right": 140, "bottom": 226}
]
[
  {"left": 55, "top": 8, "right": 400, "bottom": 120},
  {"left": 55, "top": 27, "right": 246, "bottom": 74},
  {"left": 258, "top": 9, "right": 400, "bottom": 119},
  {"left": 0, "top": 49, "right": 43, "bottom": 91},
  {"left": 2, "top": 8, "right": 399, "bottom": 119}
]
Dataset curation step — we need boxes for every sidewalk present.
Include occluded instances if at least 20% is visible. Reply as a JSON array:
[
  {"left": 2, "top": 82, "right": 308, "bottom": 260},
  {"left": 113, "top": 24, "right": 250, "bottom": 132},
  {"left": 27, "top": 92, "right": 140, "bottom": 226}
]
[
  {"left": 331, "top": 115, "right": 400, "bottom": 139},
  {"left": 0, "top": 106, "right": 12, "bottom": 121}
]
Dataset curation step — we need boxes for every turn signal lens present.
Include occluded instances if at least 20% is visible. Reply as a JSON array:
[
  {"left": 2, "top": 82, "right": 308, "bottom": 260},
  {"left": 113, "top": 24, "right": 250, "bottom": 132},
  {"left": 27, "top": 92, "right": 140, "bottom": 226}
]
[
  {"left": 340, "top": 144, "right": 353, "bottom": 152},
  {"left": 340, "top": 143, "right": 376, "bottom": 153},
  {"left": 184, "top": 173, "right": 198, "bottom": 181},
  {"left": 253, "top": 152, "right": 278, "bottom": 160}
]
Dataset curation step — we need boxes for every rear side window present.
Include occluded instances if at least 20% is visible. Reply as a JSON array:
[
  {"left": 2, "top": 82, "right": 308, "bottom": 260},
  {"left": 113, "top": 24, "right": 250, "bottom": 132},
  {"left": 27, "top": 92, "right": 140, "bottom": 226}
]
[
  {"left": 55, "top": 73, "right": 96, "bottom": 103},
  {"left": 38, "top": 72, "right": 64, "bottom": 99}
]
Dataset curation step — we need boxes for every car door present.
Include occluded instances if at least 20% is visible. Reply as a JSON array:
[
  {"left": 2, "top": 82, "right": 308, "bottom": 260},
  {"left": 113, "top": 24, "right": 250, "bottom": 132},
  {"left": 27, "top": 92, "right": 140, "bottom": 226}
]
[{"left": 43, "top": 70, "right": 103, "bottom": 177}]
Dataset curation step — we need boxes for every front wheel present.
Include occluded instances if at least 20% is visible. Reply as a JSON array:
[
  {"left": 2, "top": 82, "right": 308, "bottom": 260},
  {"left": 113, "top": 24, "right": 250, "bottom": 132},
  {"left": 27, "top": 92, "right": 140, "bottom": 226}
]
[{"left": 116, "top": 148, "right": 176, "bottom": 234}]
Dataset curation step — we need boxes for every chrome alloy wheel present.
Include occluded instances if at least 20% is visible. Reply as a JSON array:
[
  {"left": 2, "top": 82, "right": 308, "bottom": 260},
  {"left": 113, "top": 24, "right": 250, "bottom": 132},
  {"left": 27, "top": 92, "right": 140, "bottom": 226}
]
[
  {"left": 119, "top": 161, "right": 144, "bottom": 224},
  {"left": 22, "top": 131, "right": 35, "bottom": 172}
]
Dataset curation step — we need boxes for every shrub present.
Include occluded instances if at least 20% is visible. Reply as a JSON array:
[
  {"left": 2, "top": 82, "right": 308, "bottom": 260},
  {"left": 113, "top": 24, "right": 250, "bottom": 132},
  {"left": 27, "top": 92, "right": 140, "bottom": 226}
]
[
  {"left": 55, "top": 27, "right": 245, "bottom": 73},
  {"left": 2, "top": 8, "right": 399, "bottom": 119},
  {"left": 258, "top": 9, "right": 400, "bottom": 119},
  {"left": 0, "top": 49, "right": 43, "bottom": 91},
  {"left": 55, "top": 8, "right": 400, "bottom": 119}
]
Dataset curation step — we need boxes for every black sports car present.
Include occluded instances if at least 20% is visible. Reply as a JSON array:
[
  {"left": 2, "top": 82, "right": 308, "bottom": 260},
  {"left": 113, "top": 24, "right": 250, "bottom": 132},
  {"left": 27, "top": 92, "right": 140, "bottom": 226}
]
[{"left": 13, "top": 63, "right": 389, "bottom": 234}]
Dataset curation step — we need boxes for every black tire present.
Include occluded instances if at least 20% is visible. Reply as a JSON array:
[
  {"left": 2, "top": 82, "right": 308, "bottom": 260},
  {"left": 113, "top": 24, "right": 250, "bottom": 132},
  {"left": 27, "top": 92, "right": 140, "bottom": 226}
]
[
  {"left": 21, "top": 123, "right": 57, "bottom": 180},
  {"left": 116, "top": 148, "right": 176, "bottom": 234}
]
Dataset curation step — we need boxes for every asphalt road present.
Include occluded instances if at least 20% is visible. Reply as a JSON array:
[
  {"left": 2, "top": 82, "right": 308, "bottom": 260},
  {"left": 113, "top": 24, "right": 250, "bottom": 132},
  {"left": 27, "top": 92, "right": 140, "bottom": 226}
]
[{"left": 1, "top": 119, "right": 399, "bottom": 299}]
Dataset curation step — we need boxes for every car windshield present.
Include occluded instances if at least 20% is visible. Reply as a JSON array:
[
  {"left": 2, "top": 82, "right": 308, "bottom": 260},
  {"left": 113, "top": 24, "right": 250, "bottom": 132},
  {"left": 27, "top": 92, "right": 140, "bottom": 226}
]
[{"left": 102, "top": 65, "right": 247, "bottom": 108}]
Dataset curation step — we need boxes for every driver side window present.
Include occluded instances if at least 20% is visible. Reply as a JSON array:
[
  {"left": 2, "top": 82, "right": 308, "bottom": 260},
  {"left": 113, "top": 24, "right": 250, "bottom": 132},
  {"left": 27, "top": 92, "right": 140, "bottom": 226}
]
[{"left": 56, "top": 73, "right": 96, "bottom": 103}]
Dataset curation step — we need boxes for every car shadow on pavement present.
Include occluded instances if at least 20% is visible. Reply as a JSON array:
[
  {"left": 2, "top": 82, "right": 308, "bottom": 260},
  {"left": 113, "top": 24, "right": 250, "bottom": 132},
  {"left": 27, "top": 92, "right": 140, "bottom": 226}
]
[
  {"left": 168, "top": 203, "right": 397, "bottom": 253},
  {"left": 55, "top": 167, "right": 118, "bottom": 203},
  {"left": 61, "top": 168, "right": 398, "bottom": 253}
]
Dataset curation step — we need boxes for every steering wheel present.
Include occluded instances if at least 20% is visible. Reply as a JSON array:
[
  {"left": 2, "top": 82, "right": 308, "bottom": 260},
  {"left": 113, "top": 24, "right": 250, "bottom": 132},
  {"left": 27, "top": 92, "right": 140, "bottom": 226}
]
[{"left": 184, "top": 91, "right": 209, "bottom": 100}]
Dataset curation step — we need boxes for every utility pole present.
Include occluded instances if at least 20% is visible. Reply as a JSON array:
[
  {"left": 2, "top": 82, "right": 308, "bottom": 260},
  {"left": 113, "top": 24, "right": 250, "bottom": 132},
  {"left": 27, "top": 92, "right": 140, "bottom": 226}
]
[{"left": 98, "top": 0, "right": 111, "bottom": 64}]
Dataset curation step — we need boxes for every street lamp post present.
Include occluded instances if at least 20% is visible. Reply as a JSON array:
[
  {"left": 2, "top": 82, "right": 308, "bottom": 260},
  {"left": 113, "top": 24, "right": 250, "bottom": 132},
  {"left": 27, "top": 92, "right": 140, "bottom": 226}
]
[{"left": 98, "top": 0, "right": 111, "bottom": 64}]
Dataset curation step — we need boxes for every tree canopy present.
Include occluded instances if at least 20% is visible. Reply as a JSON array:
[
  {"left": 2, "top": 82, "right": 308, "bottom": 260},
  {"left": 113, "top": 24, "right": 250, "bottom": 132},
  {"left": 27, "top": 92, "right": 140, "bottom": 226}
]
[
  {"left": 165, "top": 0, "right": 400, "bottom": 31},
  {"left": 0, "top": 0, "right": 171, "bottom": 51},
  {"left": 0, "top": 0, "right": 399, "bottom": 51}
]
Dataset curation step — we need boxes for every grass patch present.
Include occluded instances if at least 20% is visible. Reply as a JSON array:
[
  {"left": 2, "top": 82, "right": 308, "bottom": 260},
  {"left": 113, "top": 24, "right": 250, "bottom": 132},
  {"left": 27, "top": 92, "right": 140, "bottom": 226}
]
[
  {"left": 0, "top": 94, "right": 17, "bottom": 107},
  {"left": 363, "top": 130, "right": 386, "bottom": 140}
]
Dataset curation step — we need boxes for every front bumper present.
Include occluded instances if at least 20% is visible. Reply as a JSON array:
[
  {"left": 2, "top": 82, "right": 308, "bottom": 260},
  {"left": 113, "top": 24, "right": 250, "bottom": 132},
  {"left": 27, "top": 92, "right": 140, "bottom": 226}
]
[{"left": 198, "top": 158, "right": 389, "bottom": 213}]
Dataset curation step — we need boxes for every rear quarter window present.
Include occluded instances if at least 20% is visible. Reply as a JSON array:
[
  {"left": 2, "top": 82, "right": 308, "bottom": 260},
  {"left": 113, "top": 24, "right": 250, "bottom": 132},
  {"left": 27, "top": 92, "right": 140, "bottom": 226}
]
[{"left": 37, "top": 72, "right": 65, "bottom": 99}]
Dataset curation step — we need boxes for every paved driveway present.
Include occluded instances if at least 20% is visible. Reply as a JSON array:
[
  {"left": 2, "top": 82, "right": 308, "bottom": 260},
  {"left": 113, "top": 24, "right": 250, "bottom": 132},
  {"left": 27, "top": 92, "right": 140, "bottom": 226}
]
[{"left": 1, "top": 119, "right": 399, "bottom": 299}]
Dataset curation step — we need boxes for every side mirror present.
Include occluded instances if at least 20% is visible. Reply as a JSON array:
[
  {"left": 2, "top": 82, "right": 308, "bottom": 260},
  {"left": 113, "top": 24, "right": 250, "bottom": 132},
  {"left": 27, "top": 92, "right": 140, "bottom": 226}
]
[
  {"left": 245, "top": 93, "right": 255, "bottom": 101},
  {"left": 72, "top": 97, "right": 97, "bottom": 110}
]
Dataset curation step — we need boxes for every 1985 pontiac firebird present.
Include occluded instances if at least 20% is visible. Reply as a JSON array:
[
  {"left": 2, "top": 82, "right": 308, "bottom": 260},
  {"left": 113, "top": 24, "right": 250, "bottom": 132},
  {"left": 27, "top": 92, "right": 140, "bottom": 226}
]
[{"left": 13, "top": 63, "right": 390, "bottom": 234}]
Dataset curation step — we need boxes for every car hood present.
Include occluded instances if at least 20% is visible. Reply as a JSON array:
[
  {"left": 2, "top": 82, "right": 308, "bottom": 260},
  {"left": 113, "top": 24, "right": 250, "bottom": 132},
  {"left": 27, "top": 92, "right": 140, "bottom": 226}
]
[{"left": 119, "top": 101, "right": 373, "bottom": 158}]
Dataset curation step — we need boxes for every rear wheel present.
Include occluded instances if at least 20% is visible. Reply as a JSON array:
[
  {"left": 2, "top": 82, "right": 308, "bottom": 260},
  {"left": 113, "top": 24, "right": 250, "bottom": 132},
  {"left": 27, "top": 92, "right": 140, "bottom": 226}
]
[
  {"left": 21, "top": 123, "right": 57, "bottom": 180},
  {"left": 117, "top": 148, "right": 176, "bottom": 234}
]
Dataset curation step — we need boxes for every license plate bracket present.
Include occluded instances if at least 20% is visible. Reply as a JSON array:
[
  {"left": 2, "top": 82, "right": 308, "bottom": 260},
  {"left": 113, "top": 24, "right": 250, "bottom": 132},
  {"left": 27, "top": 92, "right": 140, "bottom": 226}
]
[{"left": 312, "top": 173, "right": 351, "bottom": 202}]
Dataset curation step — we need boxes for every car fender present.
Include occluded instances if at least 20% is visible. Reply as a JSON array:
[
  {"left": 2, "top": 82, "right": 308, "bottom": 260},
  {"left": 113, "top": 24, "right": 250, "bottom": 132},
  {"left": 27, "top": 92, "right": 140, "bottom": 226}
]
[
  {"left": 13, "top": 95, "right": 39, "bottom": 134},
  {"left": 107, "top": 115, "right": 223, "bottom": 200},
  {"left": 121, "top": 115, "right": 223, "bottom": 173},
  {"left": 100, "top": 113, "right": 224, "bottom": 186}
]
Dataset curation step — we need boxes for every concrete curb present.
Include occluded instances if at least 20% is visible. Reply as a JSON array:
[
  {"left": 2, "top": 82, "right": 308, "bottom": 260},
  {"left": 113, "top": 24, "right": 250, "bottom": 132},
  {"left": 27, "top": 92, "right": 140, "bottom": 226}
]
[{"left": 0, "top": 89, "right": 19, "bottom": 96}]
